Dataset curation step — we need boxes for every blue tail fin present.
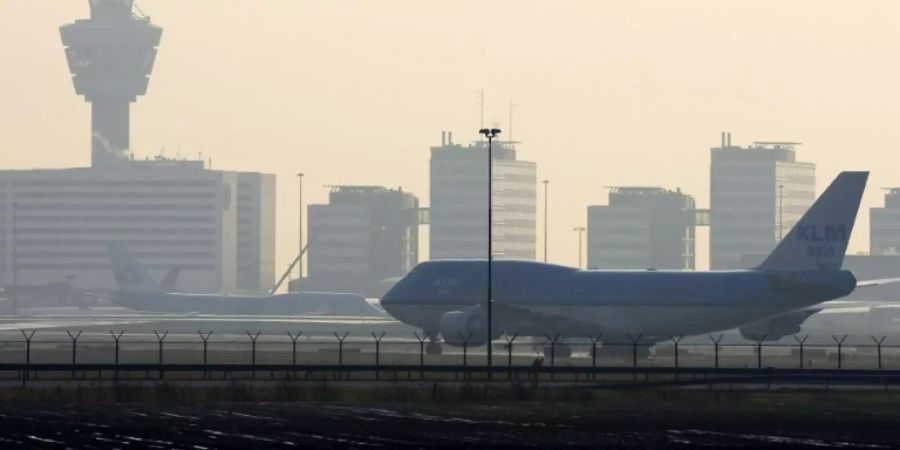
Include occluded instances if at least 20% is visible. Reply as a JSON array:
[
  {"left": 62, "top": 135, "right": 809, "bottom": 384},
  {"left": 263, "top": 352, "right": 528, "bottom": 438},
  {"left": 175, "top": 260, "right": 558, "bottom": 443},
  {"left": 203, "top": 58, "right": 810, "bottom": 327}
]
[{"left": 756, "top": 171, "right": 868, "bottom": 271}]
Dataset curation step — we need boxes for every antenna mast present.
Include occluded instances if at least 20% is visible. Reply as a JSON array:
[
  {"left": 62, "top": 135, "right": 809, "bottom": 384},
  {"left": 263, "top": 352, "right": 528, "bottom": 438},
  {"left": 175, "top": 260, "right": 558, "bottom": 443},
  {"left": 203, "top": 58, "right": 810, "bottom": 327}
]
[
  {"left": 509, "top": 101, "right": 517, "bottom": 142},
  {"left": 476, "top": 90, "right": 485, "bottom": 140}
]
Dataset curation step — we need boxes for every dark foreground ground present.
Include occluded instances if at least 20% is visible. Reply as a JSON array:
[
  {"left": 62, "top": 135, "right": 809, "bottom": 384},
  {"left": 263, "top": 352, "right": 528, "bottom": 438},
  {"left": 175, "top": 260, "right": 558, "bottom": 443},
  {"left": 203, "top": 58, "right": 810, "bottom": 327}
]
[{"left": 0, "top": 390, "right": 899, "bottom": 449}]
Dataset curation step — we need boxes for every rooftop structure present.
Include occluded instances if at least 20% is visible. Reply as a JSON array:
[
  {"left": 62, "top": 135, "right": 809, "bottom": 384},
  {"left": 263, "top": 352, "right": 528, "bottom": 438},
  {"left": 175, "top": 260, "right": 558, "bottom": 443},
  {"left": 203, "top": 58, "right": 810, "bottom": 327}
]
[{"left": 60, "top": 0, "right": 162, "bottom": 167}]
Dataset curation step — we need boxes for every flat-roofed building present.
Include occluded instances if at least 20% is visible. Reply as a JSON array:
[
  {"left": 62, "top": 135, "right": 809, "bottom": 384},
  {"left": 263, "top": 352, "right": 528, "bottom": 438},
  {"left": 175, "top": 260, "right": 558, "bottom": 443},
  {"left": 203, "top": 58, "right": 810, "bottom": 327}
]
[
  {"left": 430, "top": 132, "right": 537, "bottom": 260},
  {"left": 710, "top": 133, "right": 815, "bottom": 269},
  {"left": 587, "top": 187, "right": 696, "bottom": 270},
  {"left": 871, "top": 188, "right": 900, "bottom": 256},
  {"left": 235, "top": 172, "right": 276, "bottom": 292},
  {"left": 0, "top": 160, "right": 275, "bottom": 295},
  {"left": 306, "top": 186, "right": 419, "bottom": 297}
]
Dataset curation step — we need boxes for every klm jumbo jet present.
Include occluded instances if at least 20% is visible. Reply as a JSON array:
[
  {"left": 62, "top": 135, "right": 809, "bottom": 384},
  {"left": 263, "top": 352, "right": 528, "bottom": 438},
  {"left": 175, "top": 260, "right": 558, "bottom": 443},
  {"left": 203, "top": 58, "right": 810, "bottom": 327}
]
[{"left": 382, "top": 172, "right": 897, "bottom": 356}]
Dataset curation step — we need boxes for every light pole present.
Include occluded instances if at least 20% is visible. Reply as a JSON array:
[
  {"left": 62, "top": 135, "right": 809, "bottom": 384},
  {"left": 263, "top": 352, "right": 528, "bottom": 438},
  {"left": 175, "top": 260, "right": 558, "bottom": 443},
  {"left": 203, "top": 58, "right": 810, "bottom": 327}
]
[
  {"left": 479, "top": 127, "right": 501, "bottom": 367},
  {"left": 574, "top": 227, "right": 586, "bottom": 269},
  {"left": 297, "top": 173, "right": 305, "bottom": 281},
  {"left": 11, "top": 201, "right": 17, "bottom": 311},
  {"left": 543, "top": 180, "right": 549, "bottom": 262}
]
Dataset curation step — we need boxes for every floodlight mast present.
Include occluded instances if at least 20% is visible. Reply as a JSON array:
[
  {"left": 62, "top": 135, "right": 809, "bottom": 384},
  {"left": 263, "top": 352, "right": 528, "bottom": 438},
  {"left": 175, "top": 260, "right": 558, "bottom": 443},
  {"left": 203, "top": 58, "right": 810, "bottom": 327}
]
[{"left": 478, "top": 127, "right": 501, "bottom": 367}]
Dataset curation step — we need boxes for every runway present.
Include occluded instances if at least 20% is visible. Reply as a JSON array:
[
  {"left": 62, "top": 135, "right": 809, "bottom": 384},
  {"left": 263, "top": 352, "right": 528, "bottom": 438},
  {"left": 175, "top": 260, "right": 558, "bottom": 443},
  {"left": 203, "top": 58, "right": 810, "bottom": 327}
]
[{"left": 0, "top": 309, "right": 415, "bottom": 336}]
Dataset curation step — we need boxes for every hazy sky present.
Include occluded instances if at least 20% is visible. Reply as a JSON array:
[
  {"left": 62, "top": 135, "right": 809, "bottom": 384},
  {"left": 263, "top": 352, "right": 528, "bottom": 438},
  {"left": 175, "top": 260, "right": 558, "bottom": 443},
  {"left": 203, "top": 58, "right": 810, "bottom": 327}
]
[{"left": 3, "top": 1, "right": 900, "bottom": 271}]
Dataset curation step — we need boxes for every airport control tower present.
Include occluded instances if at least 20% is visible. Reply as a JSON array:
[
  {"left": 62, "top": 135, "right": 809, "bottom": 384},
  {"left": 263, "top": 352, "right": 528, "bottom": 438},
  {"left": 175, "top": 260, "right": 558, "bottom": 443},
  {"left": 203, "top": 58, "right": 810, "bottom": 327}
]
[{"left": 60, "top": 0, "right": 162, "bottom": 168}]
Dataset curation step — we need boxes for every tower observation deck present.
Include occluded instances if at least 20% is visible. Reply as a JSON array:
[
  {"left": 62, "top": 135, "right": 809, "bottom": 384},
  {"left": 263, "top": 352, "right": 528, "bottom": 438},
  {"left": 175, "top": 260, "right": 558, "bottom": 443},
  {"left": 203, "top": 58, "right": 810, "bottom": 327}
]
[{"left": 60, "top": 0, "right": 162, "bottom": 168}]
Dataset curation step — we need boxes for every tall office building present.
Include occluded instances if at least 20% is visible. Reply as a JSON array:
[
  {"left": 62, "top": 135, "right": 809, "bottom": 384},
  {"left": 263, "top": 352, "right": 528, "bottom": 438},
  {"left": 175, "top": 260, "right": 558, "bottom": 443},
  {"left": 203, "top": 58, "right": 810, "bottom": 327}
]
[
  {"left": 870, "top": 189, "right": 900, "bottom": 255},
  {"left": 587, "top": 187, "right": 696, "bottom": 270},
  {"left": 306, "top": 186, "right": 419, "bottom": 297},
  {"left": 710, "top": 132, "right": 815, "bottom": 269},
  {"left": 235, "top": 173, "right": 277, "bottom": 292},
  {"left": 430, "top": 132, "right": 537, "bottom": 260},
  {"left": 0, "top": 161, "right": 276, "bottom": 294}
]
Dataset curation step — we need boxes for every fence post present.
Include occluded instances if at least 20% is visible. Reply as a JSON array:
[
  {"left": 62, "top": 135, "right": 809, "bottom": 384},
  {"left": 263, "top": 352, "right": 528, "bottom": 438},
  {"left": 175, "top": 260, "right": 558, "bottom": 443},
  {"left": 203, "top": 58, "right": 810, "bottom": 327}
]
[
  {"left": 749, "top": 335, "right": 767, "bottom": 369},
  {"left": 66, "top": 330, "right": 82, "bottom": 379},
  {"left": 545, "top": 333, "right": 560, "bottom": 366},
  {"left": 627, "top": 334, "right": 642, "bottom": 368},
  {"left": 832, "top": 335, "right": 847, "bottom": 369},
  {"left": 246, "top": 331, "right": 261, "bottom": 365},
  {"left": 154, "top": 331, "right": 168, "bottom": 379},
  {"left": 198, "top": 331, "right": 213, "bottom": 364},
  {"left": 371, "top": 332, "right": 385, "bottom": 380},
  {"left": 334, "top": 332, "right": 349, "bottom": 378},
  {"left": 872, "top": 336, "right": 886, "bottom": 370},
  {"left": 21, "top": 329, "right": 35, "bottom": 365},
  {"left": 21, "top": 330, "right": 35, "bottom": 383},
  {"left": 793, "top": 334, "right": 808, "bottom": 369},
  {"left": 413, "top": 332, "right": 426, "bottom": 379},
  {"left": 109, "top": 330, "right": 124, "bottom": 365},
  {"left": 588, "top": 334, "right": 602, "bottom": 381},
  {"left": 198, "top": 331, "right": 213, "bottom": 379},
  {"left": 287, "top": 331, "right": 302, "bottom": 367},
  {"left": 109, "top": 330, "right": 124, "bottom": 381},
  {"left": 588, "top": 335, "right": 602, "bottom": 368},
  {"left": 669, "top": 335, "right": 683, "bottom": 369},
  {"left": 154, "top": 331, "right": 168, "bottom": 364},
  {"left": 502, "top": 332, "right": 519, "bottom": 381},
  {"left": 708, "top": 334, "right": 723, "bottom": 368},
  {"left": 457, "top": 332, "right": 472, "bottom": 370},
  {"left": 544, "top": 333, "right": 560, "bottom": 381},
  {"left": 245, "top": 331, "right": 261, "bottom": 380}
]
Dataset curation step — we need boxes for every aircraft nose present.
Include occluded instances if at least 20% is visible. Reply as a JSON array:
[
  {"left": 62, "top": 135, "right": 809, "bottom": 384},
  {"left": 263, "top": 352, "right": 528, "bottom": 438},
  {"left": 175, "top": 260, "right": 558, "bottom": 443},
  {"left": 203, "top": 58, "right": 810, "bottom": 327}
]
[{"left": 380, "top": 275, "right": 407, "bottom": 306}]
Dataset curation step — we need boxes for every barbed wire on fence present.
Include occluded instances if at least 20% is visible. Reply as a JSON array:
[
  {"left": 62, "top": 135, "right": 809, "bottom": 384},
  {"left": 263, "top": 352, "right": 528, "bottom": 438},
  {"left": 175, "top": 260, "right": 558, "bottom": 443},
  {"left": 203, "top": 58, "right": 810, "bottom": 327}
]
[{"left": 0, "top": 329, "right": 898, "bottom": 372}]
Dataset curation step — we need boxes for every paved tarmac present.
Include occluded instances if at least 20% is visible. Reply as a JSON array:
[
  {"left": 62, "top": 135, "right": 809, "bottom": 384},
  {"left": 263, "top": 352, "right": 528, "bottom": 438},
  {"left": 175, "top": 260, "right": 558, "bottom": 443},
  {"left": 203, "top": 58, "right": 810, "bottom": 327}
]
[{"left": 0, "top": 401, "right": 895, "bottom": 449}]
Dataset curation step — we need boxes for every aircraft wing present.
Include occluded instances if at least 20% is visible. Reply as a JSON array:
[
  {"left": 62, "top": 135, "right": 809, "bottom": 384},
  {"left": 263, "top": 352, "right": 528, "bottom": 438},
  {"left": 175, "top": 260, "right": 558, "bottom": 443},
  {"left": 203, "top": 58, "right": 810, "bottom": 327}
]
[
  {"left": 491, "top": 300, "right": 598, "bottom": 337},
  {"left": 740, "top": 299, "right": 900, "bottom": 340}
]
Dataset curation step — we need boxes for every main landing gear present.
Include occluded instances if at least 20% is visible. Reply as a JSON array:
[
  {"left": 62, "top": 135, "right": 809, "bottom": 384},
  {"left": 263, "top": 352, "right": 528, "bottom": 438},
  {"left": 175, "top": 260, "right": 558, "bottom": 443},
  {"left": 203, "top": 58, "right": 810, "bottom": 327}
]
[
  {"left": 542, "top": 343, "right": 573, "bottom": 359},
  {"left": 423, "top": 331, "right": 442, "bottom": 355}
]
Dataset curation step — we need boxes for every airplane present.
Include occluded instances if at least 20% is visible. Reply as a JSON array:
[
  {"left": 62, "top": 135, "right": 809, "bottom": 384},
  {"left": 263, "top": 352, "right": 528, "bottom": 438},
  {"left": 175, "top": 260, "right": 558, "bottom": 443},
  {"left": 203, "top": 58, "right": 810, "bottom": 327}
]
[
  {"left": 381, "top": 171, "right": 898, "bottom": 356},
  {"left": 105, "top": 243, "right": 383, "bottom": 316}
]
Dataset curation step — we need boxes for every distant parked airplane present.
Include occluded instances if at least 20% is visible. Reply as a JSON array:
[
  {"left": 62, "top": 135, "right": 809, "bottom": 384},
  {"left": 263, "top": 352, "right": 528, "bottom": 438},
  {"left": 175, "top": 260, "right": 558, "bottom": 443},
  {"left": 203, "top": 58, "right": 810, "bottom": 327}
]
[
  {"left": 106, "top": 243, "right": 382, "bottom": 316},
  {"left": 382, "top": 171, "right": 898, "bottom": 356}
]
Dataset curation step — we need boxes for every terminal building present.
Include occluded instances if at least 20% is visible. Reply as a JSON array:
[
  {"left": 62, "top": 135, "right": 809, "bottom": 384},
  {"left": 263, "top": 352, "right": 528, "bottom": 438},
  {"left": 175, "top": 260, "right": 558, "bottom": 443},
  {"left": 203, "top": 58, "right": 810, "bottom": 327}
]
[
  {"left": 587, "top": 187, "right": 697, "bottom": 270},
  {"left": 709, "top": 133, "right": 816, "bottom": 269},
  {"left": 0, "top": 162, "right": 275, "bottom": 294},
  {"left": 429, "top": 132, "right": 537, "bottom": 260},
  {"left": 0, "top": 1, "right": 277, "bottom": 297},
  {"left": 304, "top": 186, "right": 419, "bottom": 298}
]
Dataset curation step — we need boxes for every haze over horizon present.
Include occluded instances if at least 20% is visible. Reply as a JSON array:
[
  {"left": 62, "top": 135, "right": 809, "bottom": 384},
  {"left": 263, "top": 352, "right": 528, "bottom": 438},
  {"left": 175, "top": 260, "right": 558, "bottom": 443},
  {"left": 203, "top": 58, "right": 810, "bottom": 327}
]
[{"left": 3, "top": 1, "right": 899, "bottom": 271}]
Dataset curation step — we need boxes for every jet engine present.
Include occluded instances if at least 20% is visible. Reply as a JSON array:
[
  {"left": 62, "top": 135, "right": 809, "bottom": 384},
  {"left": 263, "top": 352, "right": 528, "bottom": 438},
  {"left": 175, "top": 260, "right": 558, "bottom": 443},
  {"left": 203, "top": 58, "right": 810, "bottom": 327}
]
[{"left": 439, "top": 308, "right": 487, "bottom": 347}]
